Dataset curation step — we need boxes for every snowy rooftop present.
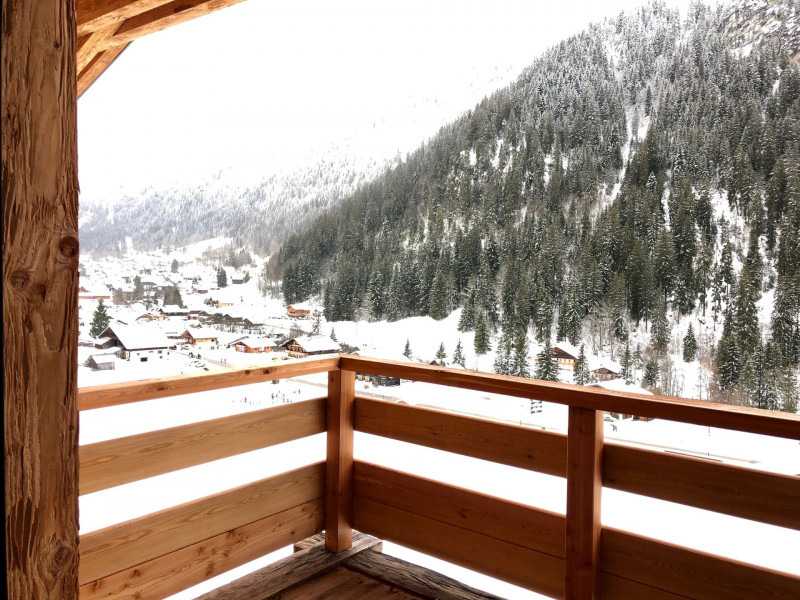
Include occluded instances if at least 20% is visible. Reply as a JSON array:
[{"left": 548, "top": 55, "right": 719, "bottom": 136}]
[{"left": 100, "top": 324, "right": 171, "bottom": 350}]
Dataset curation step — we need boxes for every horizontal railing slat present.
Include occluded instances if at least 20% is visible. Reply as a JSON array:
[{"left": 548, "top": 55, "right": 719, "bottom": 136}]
[
  {"left": 355, "top": 397, "right": 567, "bottom": 477},
  {"left": 79, "top": 499, "right": 324, "bottom": 600},
  {"left": 604, "top": 443, "right": 800, "bottom": 531},
  {"left": 353, "top": 495, "right": 564, "bottom": 599},
  {"left": 342, "top": 355, "right": 800, "bottom": 440},
  {"left": 80, "top": 398, "right": 326, "bottom": 495},
  {"left": 601, "top": 528, "right": 800, "bottom": 600},
  {"left": 79, "top": 462, "right": 325, "bottom": 585},
  {"left": 78, "top": 357, "right": 339, "bottom": 411},
  {"left": 354, "top": 461, "right": 565, "bottom": 558}
]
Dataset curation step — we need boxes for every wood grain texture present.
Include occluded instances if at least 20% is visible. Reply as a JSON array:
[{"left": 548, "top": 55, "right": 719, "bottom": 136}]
[
  {"left": 3, "top": 0, "right": 80, "bottom": 598},
  {"left": 80, "top": 398, "right": 326, "bottom": 494},
  {"left": 353, "top": 496, "right": 564, "bottom": 598},
  {"left": 354, "top": 461, "right": 565, "bottom": 558},
  {"left": 326, "top": 369, "right": 356, "bottom": 551},
  {"left": 347, "top": 548, "right": 506, "bottom": 600},
  {"left": 355, "top": 397, "right": 567, "bottom": 477},
  {"left": 601, "top": 527, "right": 800, "bottom": 600},
  {"left": 598, "top": 573, "right": 689, "bottom": 599},
  {"left": 109, "top": 0, "right": 247, "bottom": 45},
  {"left": 78, "top": 357, "right": 339, "bottom": 410},
  {"left": 77, "top": 43, "right": 129, "bottom": 98},
  {"left": 79, "top": 462, "right": 324, "bottom": 584},
  {"left": 77, "top": 24, "right": 120, "bottom": 71},
  {"left": 79, "top": 499, "right": 324, "bottom": 600},
  {"left": 77, "top": 0, "right": 174, "bottom": 36},
  {"left": 341, "top": 355, "right": 800, "bottom": 440},
  {"left": 194, "top": 532, "right": 382, "bottom": 600},
  {"left": 565, "top": 408, "right": 603, "bottom": 600},
  {"left": 604, "top": 443, "right": 800, "bottom": 530}
]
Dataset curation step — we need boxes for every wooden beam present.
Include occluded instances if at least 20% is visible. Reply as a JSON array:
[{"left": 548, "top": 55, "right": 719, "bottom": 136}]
[
  {"left": 77, "top": 24, "right": 120, "bottom": 72},
  {"left": 80, "top": 398, "right": 326, "bottom": 494},
  {"left": 108, "top": 0, "right": 247, "bottom": 46},
  {"left": 601, "top": 528, "right": 800, "bottom": 600},
  {"left": 353, "top": 496, "right": 564, "bottom": 598},
  {"left": 564, "top": 407, "right": 603, "bottom": 600},
  {"left": 194, "top": 532, "right": 383, "bottom": 600},
  {"left": 3, "top": 0, "right": 80, "bottom": 598},
  {"left": 604, "top": 443, "right": 800, "bottom": 530},
  {"left": 325, "top": 368, "right": 356, "bottom": 552},
  {"left": 356, "top": 397, "right": 567, "bottom": 477},
  {"left": 79, "top": 499, "right": 324, "bottom": 600},
  {"left": 354, "top": 461, "right": 565, "bottom": 558},
  {"left": 79, "top": 462, "right": 324, "bottom": 584},
  {"left": 77, "top": 1, "right": 175, "bottom": 36},
  {"left": 340, "top": 355, "right": 800, "bottom": 440},
  {"left": 77, "top": 43, "right": 129, "bottom": 98},
  {"left": 78, "top": 357, "right": 340, "bottom": 410}
]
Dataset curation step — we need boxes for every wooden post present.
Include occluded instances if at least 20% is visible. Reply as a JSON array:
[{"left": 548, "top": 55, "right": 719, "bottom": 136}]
[
  {"left": 325, "top": 368, "right": 355, "bottom": 552},
  {"left": 3, "top": 0, "right": 80, "bottom": 598},
  {"left": 564, "top": 407, "right": 603, "bottom": 600}
]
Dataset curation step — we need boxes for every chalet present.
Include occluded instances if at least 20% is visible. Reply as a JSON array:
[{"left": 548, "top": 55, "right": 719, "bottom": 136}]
[
  {"left": 7, "top": 3, "right": 799, "bottom": 600},
  {"left": 85, "top": 354, "right": 117, "bottom": 371},
  {"left": 553, "top": 342, "right": 580, "bottom": 367},
  {"left": 78, "top": 284, "right": 111, "bottom": 300},
  {"left": 181, "top": 327, "right": 221, "bottom": 347},
  {"left": 231, "top": 337, "right": 277, "bottom": 354},
  {"left": 231, "top": 275, "right": 245, "bottom": 284},
  {"left": 590, "top": 365, "right": 620, "bottom": 382},
  {"left": 160, "top": 304, "right": 190, "bottom": 317},
  {"left": 281, "top": 335, "right": 341, "bottom": 358},
  {"left": 98, "top": 324, "right": 171, "bottom": 361},
  {"left": 286, "top": 303, "right": 312, "bottom": 319}
]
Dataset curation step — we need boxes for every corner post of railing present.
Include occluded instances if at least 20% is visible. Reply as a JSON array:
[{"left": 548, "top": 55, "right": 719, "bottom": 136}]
[
  {"left": 325, "top": 364, "right": 356, "bottom": 552},
  {"left": 564, "top": 406, "right": 604, "bottom": 600}
]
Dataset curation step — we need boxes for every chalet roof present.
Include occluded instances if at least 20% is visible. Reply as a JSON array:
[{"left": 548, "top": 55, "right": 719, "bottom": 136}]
[
  {"left": 182, "top": 327, "right": 221, "bottom": 341},
  {"left": 99, "top": 324, "right": 170, "bottom": 351},
  {"left": 588, "top": 357, "right": 621, "bottom": 373},
  {"left": 88, "top": 354, "right": 118, "bottom": 366},
  {"left": 553, "top": 341, "right": 580, "bottom": 359},
  {"left": 282, "top": 335, "right": 341, "bottom": 354},
  {"left": 161, "top": 305, "right": 189, "bottom": 313},
  {"left": 287, "top": 302, "right": 313, "bottom": 311},
  {"left": 234, "top": 337, "right": 276, "bottom": 349}
]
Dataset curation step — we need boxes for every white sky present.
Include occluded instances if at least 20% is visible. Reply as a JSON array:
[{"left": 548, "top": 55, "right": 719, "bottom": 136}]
[{"left": 78, "top": 0, "right": 693, "bottom": 204}]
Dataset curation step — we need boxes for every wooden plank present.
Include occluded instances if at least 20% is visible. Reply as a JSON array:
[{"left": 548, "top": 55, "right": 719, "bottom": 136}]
[
  {"left": 194, "top": 532, "right": 382, "bottom": 600},
  {"left": 601, "top": 528, "right": 800, "bottom": 600},
  {"left": 354, "top": 496, "right": 564, "bottom": 598},
  {"left": 77, "top": 24, "right": 120, "bottom": 72},
  {"left": 326, "top": 369, "right": 356, "bottom": 552},
  {"left": 79, "top": 462, "right": 324, "bottom": 584},
  {"left": 79, "top": 499, "right": 324, "bottom": 600},
  {"left": 77, "top": 43, "right": 129, "bottom": 98},
  {"left": 354, "top": 461, "right": 565, "bottom": 558},
  {"left": 355, "top": 397, "right": 567, "bottom": 477},
  {"left": 77, "top": 1, "right": 174, "bottom": 36},
  {"left": 565, "top": 407, "right": 603, "bottom": 600},
  {"left": 108, "top": 0, "right": 247, "bottom": 46},
  {"left": 78, "top": 357, "right": 339, "bottom": 410},
  {"left": 3, "top": 0, "right": 80, "bottom": 598},
  {"left": 604, "top": 443, "right": 800, "bottom": 531},
  {"left": 80, "top": 398, "right": 326, "bottom": 495},
  {"left": 347, "top": 548, "right": 506, "bottom": 600},
  {"left": 599, "top": 573, "right": 690, "bottom": 600},
  {"left": 340, "top": 355, "right": 800, "bottom": 440}
]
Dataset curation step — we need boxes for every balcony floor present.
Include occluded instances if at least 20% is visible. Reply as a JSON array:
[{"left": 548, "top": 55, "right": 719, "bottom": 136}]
[{"left": 195, "top": 532, "right": 504, "bottom": 600}]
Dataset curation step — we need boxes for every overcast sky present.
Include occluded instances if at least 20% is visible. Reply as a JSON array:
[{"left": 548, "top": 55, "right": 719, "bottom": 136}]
[{"left": 78, "top": 0, "right": 694, "bottom": 204}]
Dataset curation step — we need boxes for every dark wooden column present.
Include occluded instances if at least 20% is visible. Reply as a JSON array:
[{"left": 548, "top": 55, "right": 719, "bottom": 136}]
[{"left": 3, "top": 1, "right": 80, "bottom": 598}]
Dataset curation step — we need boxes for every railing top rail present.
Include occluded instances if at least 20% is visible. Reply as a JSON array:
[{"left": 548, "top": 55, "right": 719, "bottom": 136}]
[
  {"left": 78, "top": 356, "right": 339, "bottom": 411},
  {"left": 340, "top": 355, "right": 800, "bottom": 440}
]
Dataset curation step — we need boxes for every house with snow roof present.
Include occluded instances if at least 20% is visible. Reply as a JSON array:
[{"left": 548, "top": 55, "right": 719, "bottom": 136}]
[
  {"left": 281, "top": 335, "right": 341, "bottom": 358},
  {"left": 98, "top": 324, "right": 171, "bottom": 362},
  {"left": 231, "top": 336, "right": 277, "bottom": 354},
  {"left": 286, "top": 303, "right": 312, "bottom": 319},
  {"left": 181, "top": 327, "right": 221, "bottom": 347}
]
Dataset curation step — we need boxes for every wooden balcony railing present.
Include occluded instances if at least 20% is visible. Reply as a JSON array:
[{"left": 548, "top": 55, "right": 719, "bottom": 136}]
[{"left": 77, "top": 355, "right": 800, "bottom": 600}]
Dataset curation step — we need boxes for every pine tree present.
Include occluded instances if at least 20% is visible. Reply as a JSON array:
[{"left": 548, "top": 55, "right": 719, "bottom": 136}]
[
  {"left": 330, "top": 327, "right": 337, "bottom": 342},
  {"left": 435, "top": 342, "right": 447, "bottom": 366},
  {"left": 90, "top": 299, "right": 111, "bottom": 338},
  {"left": 534, "top": 338, "right": 559, "bottom": 382},
  {"left": 511, "top": 332, "right": 530, "bottom": 378},
  {"left": 620, "top": 344, "right": 632, "bottom": 379},
  {"left": 217, "top": 267, "right": 228, "bottom": 288},
  {"left": 643, "top": 359, "right": 659, "bottom": 388},
  {"left": 683, "top": 324, "right": 697, "bottom": 363},
  {"left": 650, "top": 292, "right": 670, "bottom": 354},
  {"left": 474, "top": 313, "right": 491, "bottom": 355},
  {"left": 733, "top": 266, "right": 760, "bottom": 357},
  {"left": 171, "top": 259, "right": 179, "bottom": 273},
  {"left": 312, "top": 311, "right": 321, "bottom": 335},
  {"left": 403, "top": 339, "right": 412, "bottom": 360},
  {"left": 493, "top": 332, "right": 512, "bottom": 375},
  {"left": 573, "top": 344, "right": 589, "bottom": 385},
  {"left": 453, "top": 339, "right": 466, "bottom": 368}
]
